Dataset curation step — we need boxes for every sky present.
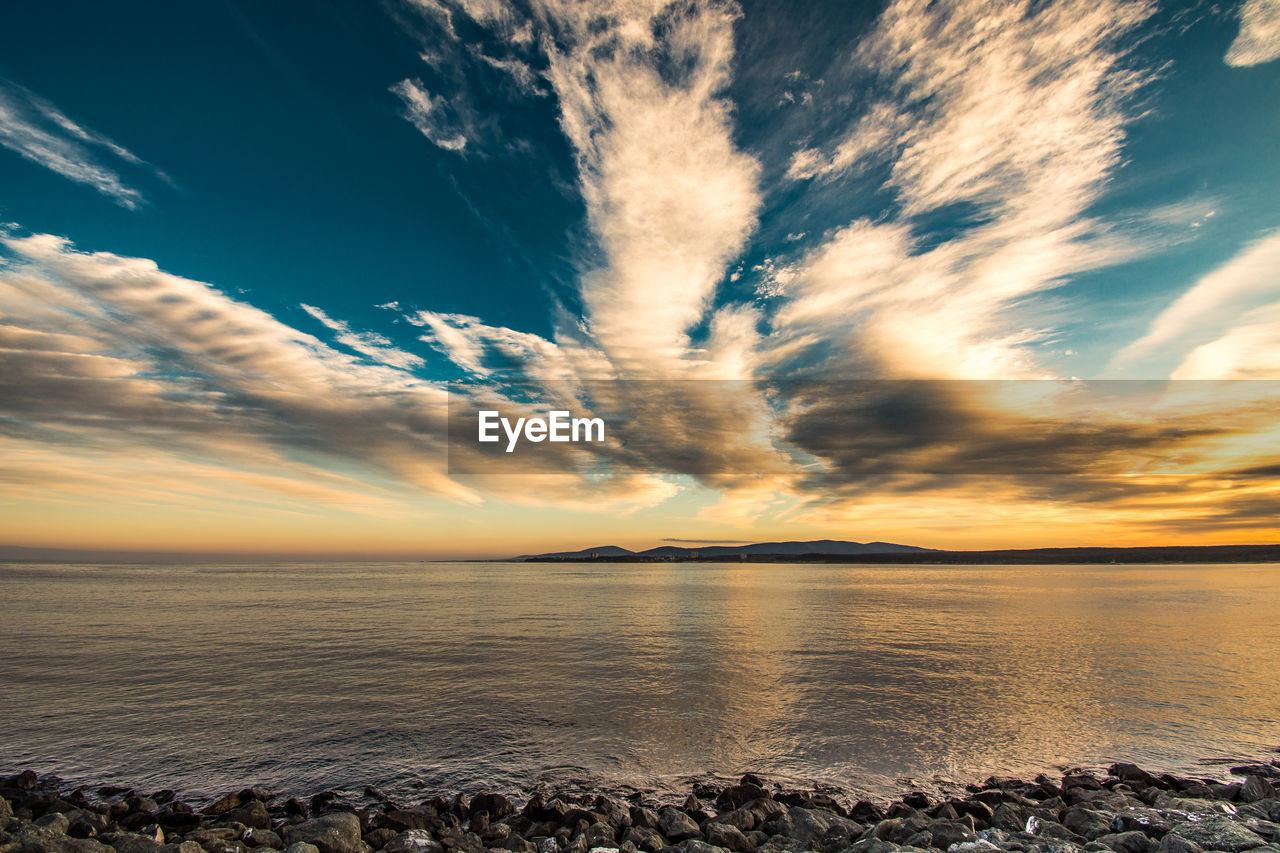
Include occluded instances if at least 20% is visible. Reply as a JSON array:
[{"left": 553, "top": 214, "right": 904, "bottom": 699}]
[{"left": 1, "top": 0, "right": 1278, "bottom": 558}]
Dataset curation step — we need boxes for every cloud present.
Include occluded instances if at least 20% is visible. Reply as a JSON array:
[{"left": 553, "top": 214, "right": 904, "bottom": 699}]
[
  {"left": 1114, "top": 228, "right": 1280, "bottom": 369},
  {"left": 300, "top": 303, "right": 425, "bottom": 370},
  {"left": 390, "top": 78, "right": 469, "bottom": 152},
  {"left": 0, "top": 229, "right": 467, "bottom": 503},
  {"left": 0, "top": 81, "right": 165, "bottom": 208},
  {"left": 1226, "top": 0, "right": 1280, "bottom": 66},
  {"left": 767, "top": 0, "right": 1154, "bottom": 380},
  {"left": 1172, "top": 301, "right": 1280, "bottom": 378}
]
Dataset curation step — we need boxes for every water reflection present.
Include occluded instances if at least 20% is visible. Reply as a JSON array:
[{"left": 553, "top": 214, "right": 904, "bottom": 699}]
[{"left": 0, "top": 561, "right": 1277, "bottom": 800}]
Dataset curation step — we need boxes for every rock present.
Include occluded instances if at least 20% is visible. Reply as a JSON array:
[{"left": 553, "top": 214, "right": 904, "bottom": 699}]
[
  {"left": 284, "top": 844, "right": 322, "bottom": 853},
  {"left": 1111, "top": 768, "right": 1162, "bottom": 789},
  {"left": 658, "top": 811, "right": 701, "bottom": 843},
  {"left": 630, "top": 810, "right": 660, "bottom": 832},
  {"left": 581, "top": 826, "right": 616, "bottom": 849},
  {"left": 365, "top": 830, "right": 399, "bottom": 850},
  {"left": 1111, "top": 810, "right": 1172, "bottom": 838},
  {"left": 470, "top": 798, "right": 514, "bottom": 822},
  {"left": 205, "top": 796, "right": 243, "bottom": 818},
  {"left": 706, "top": 813, "right": 754, "bottom": 835},
  {"left": 8, "top": 772, "right": 39, "bottom": 791},
  {"left": 34, "top": 815, "right": 71, "bottom": 835},
  {"left": 1167, "top": 818, "right": 1267, "bottom": 852},
  {"left": 716, "top": 789, "right": 767, "bottom": 814},
  {"left": 948, "top": 842, "right": 1002, "bottom": 853},
  {"left": 382, "top": 831, "right": 444, "bottom": 853},
  {"left": 225, "top": 803, "right": 271, "bottom": 831},
  {"left": 1, "top": 796, "right": 14, "bottom": 830},
  {"left": 1243, "top": 780, "right": 1278, "bottom": 805},
  {"left": 622, "top": 828, "right": 666, "bottom": 852},
  {"left": 283, "top": 813, "right": 364, "bottom": 853},
  {"left": 928, "top": 821, "right": 976, "bottom": 849},
  {"left": 703, "top": 824, "right": 753, "bottom": 853},
  {"left": 245, "top": 831, "right": 284, "bottom": 849},
  {"left": 1158, "top": 836, "right": 1204, "bottom": 853},
  {"left": 1094, "top": 832, "right": 1153, "bottom": 853},
  {"left": 114, "top": 833, "right": 167, "bottom": 853},
  {"left": 676, "top": 842, "right": 730, "bottom": 853},
  {"left": 1065, "top": 809, "right": 1115, "bottom": 841}
]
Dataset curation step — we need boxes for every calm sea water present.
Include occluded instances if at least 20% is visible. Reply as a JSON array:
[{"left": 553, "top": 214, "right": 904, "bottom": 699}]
[{"left": 1, "top": 561, "right": 1278, "bottom": 802}]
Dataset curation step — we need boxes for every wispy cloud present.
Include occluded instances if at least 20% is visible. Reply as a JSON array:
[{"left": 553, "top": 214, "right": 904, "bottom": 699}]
[
  {"left": 1113, "top": 228, "right": 1280, "bottom": 370},
  {"left": 390, "top": 78, "right": 469, "bottom": 152},
  {"left": 0, "top": 81, "right": 166, "bottom": 208},
  {"left": 300, "top": 303, "right": 425, "bottom": 370},
  {"left": 1225, "top": 0, "right": 1280, "bottom": 67}
]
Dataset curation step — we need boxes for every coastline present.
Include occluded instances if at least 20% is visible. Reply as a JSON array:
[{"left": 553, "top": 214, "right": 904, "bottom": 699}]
[{"left": 5, "top": 758, "right": 1280, "bottom": 853}]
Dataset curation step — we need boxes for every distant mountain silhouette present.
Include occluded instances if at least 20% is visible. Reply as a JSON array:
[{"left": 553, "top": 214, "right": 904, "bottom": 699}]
[{"left": 511, "top": 539, "right": 934, "bottom": 561}]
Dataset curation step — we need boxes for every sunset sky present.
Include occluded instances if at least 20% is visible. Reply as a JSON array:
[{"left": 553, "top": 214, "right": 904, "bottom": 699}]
[{"left": 1, "top": 0, "right": 1278, "bottom": 557}]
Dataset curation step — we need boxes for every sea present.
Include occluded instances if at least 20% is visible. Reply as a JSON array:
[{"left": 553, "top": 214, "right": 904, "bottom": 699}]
[{"left": 1, "top": 561, "right": 1278, "bottom": 803}]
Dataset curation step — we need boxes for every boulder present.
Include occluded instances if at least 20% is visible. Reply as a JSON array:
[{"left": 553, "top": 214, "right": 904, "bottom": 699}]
[
  {"left": 225, "top": 803, "right": 271, "bottom": 831},
  {"left": 470, "top": 798, "right": 514, "bottom": 822},
  {"left": 244, "top": 830, "right": 284, "bottom": 849},
  {"left": 703, "top": 824, "right": 753, "bottom": 853},
  {"left": 1167, "top": 818, "right": 1267, "bottom": 852},
  {"left": 382, "top": 831, "right": 445, "bottom": 853},
  {"left": 622, "top": 827, "right": 666, "bottom": 852},
  {"left": 1243, "top": 780, "right": 1278, "bottom": 805},
  {"left": 1094, "top": 832, "right": 1154, "bottom": 853},
  {"left": 283, "top": 813, "right": 364, "bottom": 853},
  {"left": 658, "top": 810, "right": 701, "bottom": 843},
  {"left": 1065, "top": 809, "right": 1115, "bottom": 841}
]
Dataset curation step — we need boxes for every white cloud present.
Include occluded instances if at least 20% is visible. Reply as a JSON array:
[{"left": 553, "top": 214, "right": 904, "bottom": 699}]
[
  {"left": 1226, "top": 0, "right": 1280, "bottom": 67},
  {"left": 535, "top": 0, "right": 762, "bottom": 373},
  {"left": 390, "top": 78, "right": 468, "bottom": 152},
  {"left": 0, "top": 81, "right": 164, "bottom": 208},
  {"left": 768, "top": 0, "right": 1154, "bottom": 379},
  {"left": 301, "top": 302, "right": 425, "bottom": 370},
  {"left": 1114, "top": 229, "right": 1280, "bottom": 369},
  {"left": 1173, "top": 301, "right": 1280, "bottom": 378}
]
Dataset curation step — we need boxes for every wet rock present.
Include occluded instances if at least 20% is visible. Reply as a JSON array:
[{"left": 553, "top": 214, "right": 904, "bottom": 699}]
[
  {"left": 114, "top": 832, "right": 168, "bottom": 853},
  {"left": 1094, "top": 832, "right": 1153, "bottom": 853},
  {"left": 1166, "top": 818, "right": 1267, "bottom": 852},
  {"left": 1243, "top": 780, "right": 1278, "bottom": 805},
  {"left": 621, "top": 827, "right": 666, "bottom": 852},
  {"left": 225, "top": 803, "right": 270, "bottom": 831},
  {"left": 244, "top": 830, "right": 284, "bottom": 849},
  {"left": 1157, "top": 835, "right": 1204, "bottom": 853},
  {"left": 676, "top": 841, "right": 730, "bottom": 853},
  {"left": 658, "top": 810, "right": 701, "bottom": 843},
  {"left": 581, "top": 825, "right": 615, "bottom": 849},
  {"left": 33, "top": 815, "right": 70, "bottom": 835},
  {"left": 716, "top": 789, "right": 766, "bottom": 814},
  {"left": 703, "top": 824, "right": 753, "bottom": 853},
  {"left": 1111, "top": 810, "right": 1172, "bottom": 839},
  {"left": 8, "top": 773, "right": 39, "bottom": 791},
  {"left": 364, "top": 829, "right": 398, "bottom": 850},
  {"left": 382, "top": 831, "right": 444, "bottom": 853},
  {"left": 1111, "top": 768, "right": 1162, "bottom": 789},
  {"left": 928, "top": 820, "right": 976, "bottom": 849},
  {"left": 470, "top": 799, "right": 514, "bottom": 822},
  {"left": 283, "top": 813, "right": 364, "bottom": 853},
  {"left": 205, "top": 797, "right": 243, "bottom": 819},
  {"left": 283, "top": 844, "right": 322, "bottom": 853},
  {"left": 1065, "top": 809, "right": 1115, "bottom": 841}
]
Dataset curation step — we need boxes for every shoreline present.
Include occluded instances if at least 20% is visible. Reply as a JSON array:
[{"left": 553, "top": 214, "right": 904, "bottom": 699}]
[{"left": 5, "top": 758, "right": 1280, "bottom": 853}]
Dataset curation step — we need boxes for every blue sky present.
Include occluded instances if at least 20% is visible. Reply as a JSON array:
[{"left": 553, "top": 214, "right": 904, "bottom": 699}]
[{"left": 1, "top": 0, "right": 1278, "bottom": 555}]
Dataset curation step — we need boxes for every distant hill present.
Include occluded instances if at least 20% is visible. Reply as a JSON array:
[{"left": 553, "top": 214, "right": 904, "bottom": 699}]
[
  {"left": 511, "top": 542, "right": 1280, "bottom": 564},
  {"left": 511, "top": 539, "right": 934, "bottom": 561}
]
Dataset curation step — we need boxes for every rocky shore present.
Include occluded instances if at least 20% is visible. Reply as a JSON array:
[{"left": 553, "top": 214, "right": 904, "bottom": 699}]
[{"left": 3, "top": 761, "right": 1280, "bottom": 853}]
